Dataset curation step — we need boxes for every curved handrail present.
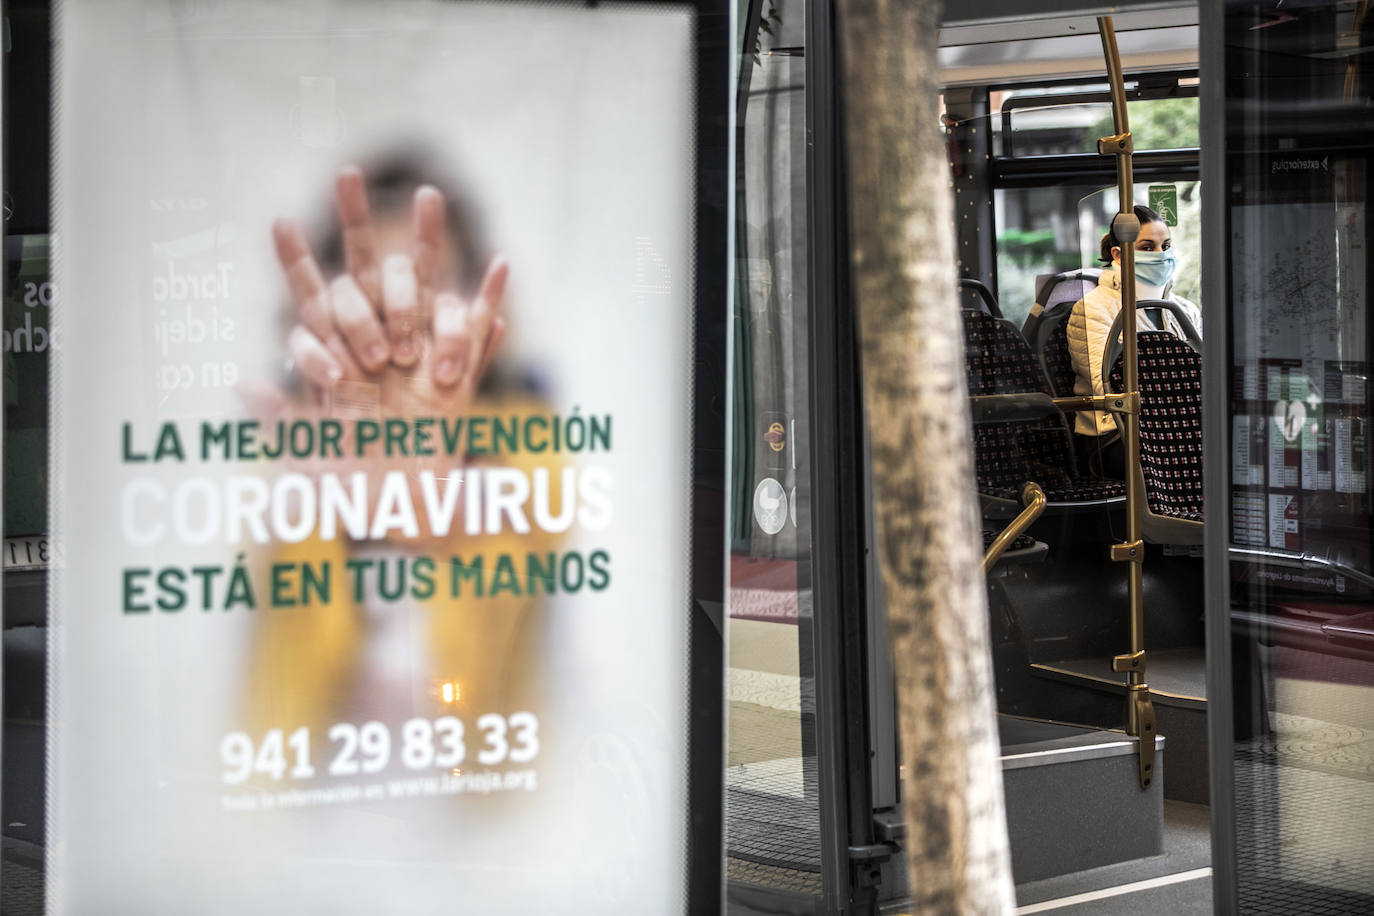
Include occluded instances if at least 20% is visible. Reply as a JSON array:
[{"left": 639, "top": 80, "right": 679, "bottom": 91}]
[{"left": 982, "top": 483, "right": 1047, "bottom": 576}]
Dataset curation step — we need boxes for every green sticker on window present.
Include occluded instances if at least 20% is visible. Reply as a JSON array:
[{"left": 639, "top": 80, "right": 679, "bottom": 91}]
[{"left": 1149, "top": 184, "right": 1179, "bottom": 226}]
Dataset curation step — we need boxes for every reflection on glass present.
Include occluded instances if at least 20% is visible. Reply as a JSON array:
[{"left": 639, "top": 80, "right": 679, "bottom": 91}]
[
  {"left": 727, "top": 0, "right": 821, "bottom": 899},
  {"left": 3, "top": 235, "right": 52, "bottom": 540},
  {"left": 1224, "top": 0, "right": 1374, "bottom": 908}
]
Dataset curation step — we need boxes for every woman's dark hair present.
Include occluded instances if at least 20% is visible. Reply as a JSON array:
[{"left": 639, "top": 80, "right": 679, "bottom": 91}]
[{"left": 1098, "top": 204, "right": 1164, "bottom": 264}]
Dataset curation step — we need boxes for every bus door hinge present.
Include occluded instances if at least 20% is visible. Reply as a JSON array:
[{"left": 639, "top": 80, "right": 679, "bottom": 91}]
[
  {"left": 848, "top": 842, "right": 894, "bottom": 864},
  {"left": 848, "top": 842, "right": 894, "bottom": 889}
]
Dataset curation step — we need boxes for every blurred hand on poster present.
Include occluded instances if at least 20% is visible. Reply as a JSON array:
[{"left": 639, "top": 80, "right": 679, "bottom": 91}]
[
  {"left": 274, "top": 166, "right": 508, "bottom": 414},
  {"left": 239, "top": 166, "right": 510, "bottom": 529}
]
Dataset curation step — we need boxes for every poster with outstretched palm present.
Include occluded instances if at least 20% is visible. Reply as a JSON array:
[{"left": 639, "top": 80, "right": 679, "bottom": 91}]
[{"left": 47, "top": 2, "right": 719, "bottom": 912}]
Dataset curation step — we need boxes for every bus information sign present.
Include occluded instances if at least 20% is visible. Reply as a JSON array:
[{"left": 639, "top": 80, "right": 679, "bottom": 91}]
[{"left": 1149, "top": 184, "right": 1179, "bottom": 225}]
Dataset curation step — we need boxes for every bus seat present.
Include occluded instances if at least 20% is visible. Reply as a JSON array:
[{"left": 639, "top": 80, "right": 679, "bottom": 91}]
[
  {"left": 1037, "top": 307, "right": 1080, "bottom": 399},
  {"left": 1024, "top": 269, "right": 1101, "bottom": 399},
  {"left": 964, "top": 308, "right": 1041, "bottom": 397},
  {"left": 981, "top": 527, "right": 1048, "bottom": 568},
  {"left": 981, "top": 529, "right": 1036, "bottom": 551},
  {"left": 959, "top": 277, "right": 1003, "bottom": 318},
  {"left": 1022, "top": 269, "right": 1101, "bottom": 349},
  {"left": 963, "top": 309, "right": 1126, "bottom": 518},
  {"left": 1108, "top": 331, "right": 1205, "bottom": 545}
]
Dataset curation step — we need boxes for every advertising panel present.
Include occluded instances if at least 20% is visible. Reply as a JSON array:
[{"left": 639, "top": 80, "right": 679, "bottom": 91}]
[{"left": 50, "top": 2, "right": 724, "bottom": 912}]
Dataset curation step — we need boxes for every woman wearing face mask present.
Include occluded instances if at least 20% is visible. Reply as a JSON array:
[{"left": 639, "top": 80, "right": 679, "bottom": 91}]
[{"left": 1066, "top": 204, "right": 1201, "bottom": 478}]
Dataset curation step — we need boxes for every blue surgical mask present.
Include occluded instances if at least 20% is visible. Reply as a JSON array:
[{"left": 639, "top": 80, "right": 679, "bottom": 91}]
[{"left": 1133, "top": 249, "right": 1177, "bottom": 289}]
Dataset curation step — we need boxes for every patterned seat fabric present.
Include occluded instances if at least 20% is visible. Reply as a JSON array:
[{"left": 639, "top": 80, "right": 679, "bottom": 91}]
[
  {"left": 1028, "top": 272, "right": 1098, "bottom": 398},
  {"left": 975, "top": 467, "right": 1126, "bottom": 503},
  {"left": 1109, "top": 332, "right": 1204, "bottom": 522},
  {"left": 1041, "top": 309, "right": 1080, "bottom": 399},
  {"left": 981, "top": 528, "right": 1037, "bottom": 552},
  {"left": 963, "top": 310, "right": 1051, "bottom": 396},
  {"left": 963, "top": 310, "right": 1125, "bottom": 506}
]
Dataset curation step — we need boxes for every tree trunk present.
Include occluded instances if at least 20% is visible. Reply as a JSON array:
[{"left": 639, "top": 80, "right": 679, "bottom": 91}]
[{"left": 836, "top": 0, "right": 1016, "bottom": 911}]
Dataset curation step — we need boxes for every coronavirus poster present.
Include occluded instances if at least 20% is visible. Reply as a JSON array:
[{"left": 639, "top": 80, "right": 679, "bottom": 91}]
[{"left": 50, "top": 2, "right": 719, "bottom": 912}]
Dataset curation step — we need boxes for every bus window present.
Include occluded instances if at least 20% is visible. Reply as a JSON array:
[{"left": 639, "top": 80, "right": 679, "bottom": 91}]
[
  {"left": 1076, "top": 182, "right": 1203, "bottom": 308},
  {"left": 996, "top": 89, "right": 1199, "bottom": 157},
  {"left": 979, "top": 75, "right": 1201, "bottom": 326},
  {"left": 993, "top": 181, "right": 1201, "bottom": 328},
  {"left": 994, "top": 182, "right": 1114, "bottom": 326}
]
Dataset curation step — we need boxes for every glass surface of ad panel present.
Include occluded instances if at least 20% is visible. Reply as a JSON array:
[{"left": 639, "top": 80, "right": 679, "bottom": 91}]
[
  {"left": 48, "top": 2, "right": 713, "bottom": 912},
  {"left": 1224, "top": 0, "right": 1374, "bottom": 909},
  {"left": 4, "top": 234, "right": 52, "bottom": 543},
  {"left": 727, "top": 0, "right": 822, "bottom": 899}
]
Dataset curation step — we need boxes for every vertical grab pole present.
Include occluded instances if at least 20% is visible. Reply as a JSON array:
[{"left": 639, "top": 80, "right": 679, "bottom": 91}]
[{"left": 1097, "top": 16, "right": 1158, "bottom": 790}]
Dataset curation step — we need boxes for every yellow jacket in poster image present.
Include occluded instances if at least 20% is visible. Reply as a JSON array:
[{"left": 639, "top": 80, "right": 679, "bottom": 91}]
[{"left": 240, "top": 393, "right": 576, "bottom": 748}]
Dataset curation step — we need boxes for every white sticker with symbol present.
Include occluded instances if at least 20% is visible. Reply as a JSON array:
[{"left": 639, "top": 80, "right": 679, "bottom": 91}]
[{"left": 753, "top": 478, "right": 787, "bottom": 535}]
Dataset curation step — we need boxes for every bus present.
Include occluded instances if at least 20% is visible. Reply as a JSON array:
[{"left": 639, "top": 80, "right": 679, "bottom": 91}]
[{"left": 724, "top": 0, "right": 1371, "bottom": 914}]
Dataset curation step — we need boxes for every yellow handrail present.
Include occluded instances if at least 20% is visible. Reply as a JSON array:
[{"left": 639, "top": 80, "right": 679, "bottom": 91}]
[
  {"left": 981, "top": 483, "right": 1047, "bottom": 576},
  {"left": 1097, "top": 16, "right": 1158, "bottom": 791}
]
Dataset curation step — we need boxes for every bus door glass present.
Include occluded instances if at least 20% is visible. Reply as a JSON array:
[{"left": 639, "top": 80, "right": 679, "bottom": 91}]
[
  {"left": 728, "top": 0, "right": 825, "bottom": 905},
  {"left": 1219, "top": 0, "right": 1374, "bottom": 908}
]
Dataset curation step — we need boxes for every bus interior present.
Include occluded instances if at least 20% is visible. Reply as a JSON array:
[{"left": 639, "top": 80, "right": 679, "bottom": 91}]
[{"left": 725, "top": 0, "right": 1371, "bottom": 913}]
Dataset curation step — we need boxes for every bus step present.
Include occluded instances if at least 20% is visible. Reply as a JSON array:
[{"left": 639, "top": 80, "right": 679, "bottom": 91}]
[
  {"left": 1000, "top": 714, "right": 1165, "bottom": 884},
  {"left": 1028, "top": 647, "right": 1208, "bottom": 803}
]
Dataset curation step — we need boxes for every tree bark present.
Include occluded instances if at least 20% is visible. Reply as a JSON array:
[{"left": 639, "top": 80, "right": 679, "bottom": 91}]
[{"left": 836, "top": 0, "right": 1015, "bottom": 911}]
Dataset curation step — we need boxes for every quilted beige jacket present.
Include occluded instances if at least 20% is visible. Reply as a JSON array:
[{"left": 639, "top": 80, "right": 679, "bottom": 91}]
[
  {"left": 1066, "top": 265, "right": 1202, "bottom": 437},
  {"left": 1067, "top": 267, "right": 1128, "bottom": 436}
]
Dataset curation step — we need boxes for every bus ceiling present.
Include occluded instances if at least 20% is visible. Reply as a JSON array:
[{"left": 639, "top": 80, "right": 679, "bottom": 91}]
[{"left": 937, "top": 2, "right": 1198, "bottom": 87}]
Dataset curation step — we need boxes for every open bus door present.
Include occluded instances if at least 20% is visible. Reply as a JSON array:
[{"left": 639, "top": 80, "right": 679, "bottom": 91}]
[
  {"left": 730, "top": 0, "right": 1374, "bottom": 910},
  {"left": 1206, "top": 1, "right": 1374, "bottom": 912}
]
